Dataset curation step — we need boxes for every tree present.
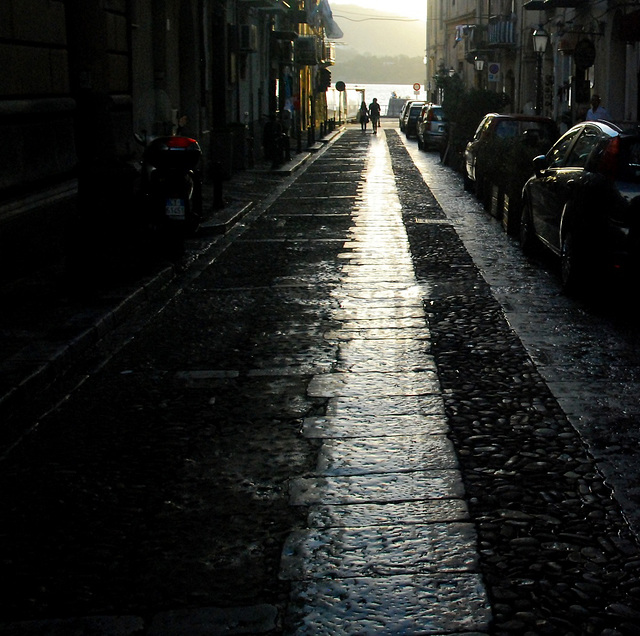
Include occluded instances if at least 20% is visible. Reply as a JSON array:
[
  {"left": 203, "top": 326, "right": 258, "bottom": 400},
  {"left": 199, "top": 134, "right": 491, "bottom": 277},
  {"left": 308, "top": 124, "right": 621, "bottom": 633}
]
[{"left": 436, "top": 67, "right": 510, "bottom": 172}]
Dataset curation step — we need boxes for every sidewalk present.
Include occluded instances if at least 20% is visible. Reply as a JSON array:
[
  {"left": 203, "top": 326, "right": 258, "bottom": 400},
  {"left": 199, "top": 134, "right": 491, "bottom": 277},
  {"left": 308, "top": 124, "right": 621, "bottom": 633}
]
[{"left": 0, "top": 134, "right": 335, "bottom": 444}]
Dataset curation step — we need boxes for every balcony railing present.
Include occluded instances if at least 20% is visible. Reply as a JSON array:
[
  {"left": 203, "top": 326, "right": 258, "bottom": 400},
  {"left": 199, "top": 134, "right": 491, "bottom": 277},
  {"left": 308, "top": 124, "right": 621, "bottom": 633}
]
[{"left": 487, "top": 15, "right": 516, "bottom": 47}]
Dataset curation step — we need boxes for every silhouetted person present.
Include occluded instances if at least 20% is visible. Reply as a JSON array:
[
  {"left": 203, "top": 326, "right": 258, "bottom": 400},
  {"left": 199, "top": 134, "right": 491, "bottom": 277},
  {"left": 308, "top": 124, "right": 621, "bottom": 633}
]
[
  {"left": 369, "top": 98, "right": 381, "bottom": 133},
  {"left": 358, "top": 101, "right": 369, "bottom": 131}
]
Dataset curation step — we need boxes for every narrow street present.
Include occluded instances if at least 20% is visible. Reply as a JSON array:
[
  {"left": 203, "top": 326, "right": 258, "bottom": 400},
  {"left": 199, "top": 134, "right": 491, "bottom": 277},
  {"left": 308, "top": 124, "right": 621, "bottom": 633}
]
[{"left": 1, "top": 125, "right": 640, "bottom": 635}]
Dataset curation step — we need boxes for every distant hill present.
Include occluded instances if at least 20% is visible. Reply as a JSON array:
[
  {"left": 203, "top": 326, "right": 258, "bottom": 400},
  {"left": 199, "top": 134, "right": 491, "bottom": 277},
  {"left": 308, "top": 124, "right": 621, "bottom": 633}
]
[
  {"left": 331, "top": 53, "right": 426, "bottom": 84},
  {"left": 329, "top": 4, "right": 425, "bottom": 84},
  {"left": 330, "top": 4, "right": 425, "bottom": 57}
]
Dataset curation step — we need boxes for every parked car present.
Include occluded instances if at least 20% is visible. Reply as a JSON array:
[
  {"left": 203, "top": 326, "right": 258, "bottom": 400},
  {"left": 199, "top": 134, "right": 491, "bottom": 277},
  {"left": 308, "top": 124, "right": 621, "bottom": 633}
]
[
  {"left": 521, "top": 120, "right": 640, "bottom": 292},
  {"left": 416, "top": 104, "right": 447, "bottom": 151},
  {"left": 398, "top": 101, "right": 412, "bottom": 131},
  {"left": 402, "top": 101, "right": 426, "bottom": 139},
  {"left": 464, "top": 113, "right": 559, "bottom": 233}
]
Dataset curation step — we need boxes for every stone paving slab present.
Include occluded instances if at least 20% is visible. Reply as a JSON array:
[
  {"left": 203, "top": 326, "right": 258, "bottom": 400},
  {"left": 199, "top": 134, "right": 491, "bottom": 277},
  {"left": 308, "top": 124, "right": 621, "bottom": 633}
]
[
  {"left": 324, "top": 394, "right": 445, "bottom": 417},
  {"left": 307, "top": 499, "right": 470, "bottom": 528},
  {"left": 324, "top": 327, "right": 432, "bottom": 342},
  {"left": 280, "top": 523, "right": 479, "bottom": 580},
  {"left": 315, "top": 435, "right": 458, "bottom": 475},
  {"left": 331, "top": 306, "right": 426, "bottom": 320},
  {"left": 328, "top": 290, "right": 427, "bottom": 309},
  {"left": 284, "top": 574, "right": 491, "bottom": 635},
  {"left": 335, "top": 343, "right": 435, "bottom": 373},
  {"left": 302, "top": 414, "right": 448, "bottom": 438},
  {"left": 334, "top": 316, "right": 427, "bottom": 330},
  {"left": 289, "top": 470, "right": 466, "bottom": 505},
  {"left": 308, "top": 371, "right": 439, "bottom": 397}
]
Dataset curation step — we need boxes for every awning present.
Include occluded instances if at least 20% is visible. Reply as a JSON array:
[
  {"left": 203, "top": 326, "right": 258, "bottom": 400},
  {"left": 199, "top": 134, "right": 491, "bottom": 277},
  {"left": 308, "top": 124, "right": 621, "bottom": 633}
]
[{"left": 309, "top": 0, "right": 343, "bottom": 39}]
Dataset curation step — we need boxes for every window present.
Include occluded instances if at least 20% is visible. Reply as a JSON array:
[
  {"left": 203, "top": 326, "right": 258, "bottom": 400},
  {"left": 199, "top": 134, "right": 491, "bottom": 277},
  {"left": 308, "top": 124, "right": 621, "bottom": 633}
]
[
  {"left": 566, "top": 127, "right": 599, "bottom": 167},
  {"left": 547, "top": 128, "right": 581, "bottom": 168},
  {"left": 495, "top": 121, "right": 519, "bottom": 139}
]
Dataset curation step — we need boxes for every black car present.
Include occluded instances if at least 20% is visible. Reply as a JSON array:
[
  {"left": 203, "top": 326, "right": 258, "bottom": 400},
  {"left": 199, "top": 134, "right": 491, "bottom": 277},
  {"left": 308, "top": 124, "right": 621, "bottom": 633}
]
[
  {"left": 398, "top": 101, "right": 412, "bottom": 131},
  {"left": 402, "top": 101, "right": 426, "bottom": 139},
  {"left": 464, "top": 113, "right": 559, "bottom": 233},
  {"left": 521, "top": 120, "right": 640, "bottom": 292}
]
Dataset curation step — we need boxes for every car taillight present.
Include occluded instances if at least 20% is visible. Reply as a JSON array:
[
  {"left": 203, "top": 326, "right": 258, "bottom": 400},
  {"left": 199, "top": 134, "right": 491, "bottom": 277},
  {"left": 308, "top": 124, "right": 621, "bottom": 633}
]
[
  {"left": 599, "top": 136, "right": 619, "bottom": 180},
  {"left": 167, "top": 136, "right": 199, "bottom": 149}
]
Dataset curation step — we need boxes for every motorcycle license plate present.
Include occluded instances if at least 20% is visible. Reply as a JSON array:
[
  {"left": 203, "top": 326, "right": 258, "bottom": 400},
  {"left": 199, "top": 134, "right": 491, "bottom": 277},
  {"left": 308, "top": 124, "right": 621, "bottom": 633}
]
[{"left": 166, "top": 198, "right": 186, "bottom": 220}]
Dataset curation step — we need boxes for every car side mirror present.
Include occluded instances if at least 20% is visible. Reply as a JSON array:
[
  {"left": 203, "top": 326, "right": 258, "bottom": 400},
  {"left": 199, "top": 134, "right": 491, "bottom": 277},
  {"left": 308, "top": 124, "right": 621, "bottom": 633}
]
[{"left": 533, "top": 154, "right": 548, "bottom": 177}]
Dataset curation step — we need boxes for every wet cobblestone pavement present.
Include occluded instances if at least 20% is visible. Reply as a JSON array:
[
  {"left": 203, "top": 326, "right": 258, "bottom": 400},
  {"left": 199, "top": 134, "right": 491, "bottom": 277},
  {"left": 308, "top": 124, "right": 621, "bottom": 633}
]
[
  {"left": 0, "top": 127, "right": 639, "bottom": 634},
  {"left": 386, "top": 132, "right": 640, "bottom": 634}
]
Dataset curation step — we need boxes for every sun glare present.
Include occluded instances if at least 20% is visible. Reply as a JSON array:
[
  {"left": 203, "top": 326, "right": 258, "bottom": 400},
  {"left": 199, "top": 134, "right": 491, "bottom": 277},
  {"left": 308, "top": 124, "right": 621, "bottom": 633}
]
[{"left": 331, "top": 0, "right": 426, "bottom": 22}]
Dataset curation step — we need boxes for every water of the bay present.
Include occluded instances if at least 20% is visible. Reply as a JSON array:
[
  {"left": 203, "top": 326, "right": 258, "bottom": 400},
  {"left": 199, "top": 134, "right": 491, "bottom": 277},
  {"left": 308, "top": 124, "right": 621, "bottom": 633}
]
[{"left": 327, "top": 83, "right": 428, "bottom": 120}]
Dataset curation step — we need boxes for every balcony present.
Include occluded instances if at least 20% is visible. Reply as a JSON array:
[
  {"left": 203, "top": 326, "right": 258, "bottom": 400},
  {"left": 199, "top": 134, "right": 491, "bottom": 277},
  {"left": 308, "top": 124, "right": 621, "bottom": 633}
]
[{"left": 487, "top": 15, "right": 516, "bottom": 47}]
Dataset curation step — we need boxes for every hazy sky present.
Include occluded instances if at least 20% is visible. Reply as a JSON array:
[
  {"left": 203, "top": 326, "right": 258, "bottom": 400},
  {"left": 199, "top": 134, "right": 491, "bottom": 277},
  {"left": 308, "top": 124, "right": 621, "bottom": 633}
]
[{"left": 330, "top": 0, "right": 426, "bottom": 22}]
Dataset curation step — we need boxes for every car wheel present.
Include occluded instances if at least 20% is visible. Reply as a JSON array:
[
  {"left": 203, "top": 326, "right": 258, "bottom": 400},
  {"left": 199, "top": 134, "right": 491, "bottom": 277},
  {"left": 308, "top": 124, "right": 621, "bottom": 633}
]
[
  {"left": 519, "top": 198, "right": 537, "bottom": 255},
  {"left": 475, "top": 174, "right": 487, "bottom": 203},
  {"left": 479, "top": 179, "right": 492, "bottom": 211},
  {"left": 560, "top": 228, "right": 592, "bottom": 294},
  {"left": 463, "top": 172, "right": 473, "bottom": 192}
]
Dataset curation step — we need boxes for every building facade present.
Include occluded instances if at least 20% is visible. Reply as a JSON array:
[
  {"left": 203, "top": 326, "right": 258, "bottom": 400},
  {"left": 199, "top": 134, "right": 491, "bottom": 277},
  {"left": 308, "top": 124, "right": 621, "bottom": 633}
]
[
  {"left": 0, "top": 0, "right": 338, "bottom": 235},
  {"left": 426, "top": 0, "right": 640, "bottom": 128}
]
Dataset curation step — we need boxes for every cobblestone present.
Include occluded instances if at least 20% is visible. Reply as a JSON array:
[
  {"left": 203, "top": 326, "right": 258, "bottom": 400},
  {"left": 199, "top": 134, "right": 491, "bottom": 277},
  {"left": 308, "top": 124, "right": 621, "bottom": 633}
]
[{"left": 0, "top": 126, "right": 639, "bottom": 634}]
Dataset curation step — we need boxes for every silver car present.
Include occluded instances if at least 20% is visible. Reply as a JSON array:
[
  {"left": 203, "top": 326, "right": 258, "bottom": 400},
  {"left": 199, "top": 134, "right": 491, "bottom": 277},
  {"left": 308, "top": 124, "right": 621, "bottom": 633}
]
[{"left": 417, "top": 104, "right": 446, "bottom": 151}]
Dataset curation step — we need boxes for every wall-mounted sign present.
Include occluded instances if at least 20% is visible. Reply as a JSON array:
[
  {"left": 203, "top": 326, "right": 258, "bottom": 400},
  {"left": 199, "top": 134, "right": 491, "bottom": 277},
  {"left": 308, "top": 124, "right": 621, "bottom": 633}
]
[{"left": 488, "top": 62, "right": 500, "bottom": 82}]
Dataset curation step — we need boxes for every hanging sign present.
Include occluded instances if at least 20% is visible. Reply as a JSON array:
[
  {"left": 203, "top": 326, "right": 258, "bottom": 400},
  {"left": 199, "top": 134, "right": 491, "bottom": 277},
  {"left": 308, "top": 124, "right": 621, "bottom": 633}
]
[{"left": 574, "top": 39, "right": 596, "bottom": 70}]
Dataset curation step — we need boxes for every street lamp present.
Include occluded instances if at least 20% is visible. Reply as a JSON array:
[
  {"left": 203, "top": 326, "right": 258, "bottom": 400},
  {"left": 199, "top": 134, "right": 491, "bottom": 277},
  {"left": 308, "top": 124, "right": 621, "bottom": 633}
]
[
  {"left": 532, "top": 26, "right": 549, "bottom": 115},
  {"left": 474, "top": 56, "right": 485, "bottom": 89}
]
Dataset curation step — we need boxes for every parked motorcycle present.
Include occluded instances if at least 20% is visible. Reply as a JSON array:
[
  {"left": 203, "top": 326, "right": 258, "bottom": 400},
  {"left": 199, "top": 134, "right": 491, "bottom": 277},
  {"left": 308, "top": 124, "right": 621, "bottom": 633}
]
[{"left": 135, "top": 132, "right": 203, "bottom": 256}]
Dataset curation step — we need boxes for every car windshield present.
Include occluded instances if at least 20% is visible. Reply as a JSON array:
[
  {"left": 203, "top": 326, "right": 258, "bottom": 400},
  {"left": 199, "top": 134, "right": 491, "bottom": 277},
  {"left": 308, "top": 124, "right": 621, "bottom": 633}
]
[{"left": 430, "top": 109, "right": 445, "bottom": 121}]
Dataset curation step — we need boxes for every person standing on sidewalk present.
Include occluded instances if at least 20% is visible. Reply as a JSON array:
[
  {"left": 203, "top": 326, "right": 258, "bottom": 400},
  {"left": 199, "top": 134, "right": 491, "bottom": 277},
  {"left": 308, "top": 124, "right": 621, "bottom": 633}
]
[
  {"left": 368, "top": 98, "right": 381, "bottom": 133},
  {"left": 586, "top": 94, "right": 610, "bottom": 121}
]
